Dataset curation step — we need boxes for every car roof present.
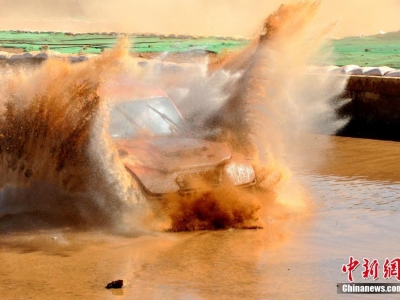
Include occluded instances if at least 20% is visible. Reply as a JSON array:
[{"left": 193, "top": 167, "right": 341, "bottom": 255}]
[{"left": 99, "top": 78, "right": 168, "bottom": 100}]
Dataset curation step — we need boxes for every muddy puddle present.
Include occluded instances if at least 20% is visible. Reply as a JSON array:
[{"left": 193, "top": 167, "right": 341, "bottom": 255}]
[{"left": 1, "top": 135, "right": 400, "bottom": 299}]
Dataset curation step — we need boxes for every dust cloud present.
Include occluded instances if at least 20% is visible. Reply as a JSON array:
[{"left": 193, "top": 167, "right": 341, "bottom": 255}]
[
  {"left": 0, "top": 1, "right": 347, "bottom": 232},
  {"left": 0, "top": 38, "right": 139, "bottom": 231}
]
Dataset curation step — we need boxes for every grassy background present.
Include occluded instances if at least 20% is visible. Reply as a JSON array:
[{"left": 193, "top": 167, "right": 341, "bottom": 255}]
[
  {"left": 1, "top": 30, "right": 400, "bottom": 67},
  {"left": 0, "top": 31, "right": 248, "bottom": 55}
]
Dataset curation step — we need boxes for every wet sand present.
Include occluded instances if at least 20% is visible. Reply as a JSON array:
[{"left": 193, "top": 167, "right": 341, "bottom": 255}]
[{"left": 1, "top": 135, "right": 400, "bottom": 299}]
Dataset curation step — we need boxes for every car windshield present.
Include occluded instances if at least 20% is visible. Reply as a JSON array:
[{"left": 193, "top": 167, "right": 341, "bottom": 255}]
[{"left": 109, "top": 96, "right": 184, "bottom": 139}]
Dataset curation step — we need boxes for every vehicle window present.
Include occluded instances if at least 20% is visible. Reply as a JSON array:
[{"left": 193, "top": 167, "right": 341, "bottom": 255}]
[{"left": 109, "top": 96, "right": 183, "bottom": 139}]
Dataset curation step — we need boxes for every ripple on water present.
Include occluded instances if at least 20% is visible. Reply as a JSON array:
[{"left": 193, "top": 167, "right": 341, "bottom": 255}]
[{"left": 300, "top": 173, "right": 400, "bottom": 212}]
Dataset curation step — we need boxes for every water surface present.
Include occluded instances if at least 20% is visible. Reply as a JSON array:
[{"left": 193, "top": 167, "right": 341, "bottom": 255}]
[{"left": 1, "top": 135, "right": 400, "bottom": 299}]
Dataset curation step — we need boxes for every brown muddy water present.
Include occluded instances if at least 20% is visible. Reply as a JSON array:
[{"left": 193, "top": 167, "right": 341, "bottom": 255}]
[{"left": 1, "top": 134, "right": 400, "bottom": 300}]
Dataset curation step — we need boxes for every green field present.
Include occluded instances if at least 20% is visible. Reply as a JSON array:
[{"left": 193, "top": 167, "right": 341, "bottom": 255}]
[
  {"left": 0, "top": 30, "right": 248, "bottom": 54},
  {"left": 325, "top": 31, "right": 400, "bottom": 68},
  {"left": 1, "top": 30, "right": 400, "bottom": 68}
]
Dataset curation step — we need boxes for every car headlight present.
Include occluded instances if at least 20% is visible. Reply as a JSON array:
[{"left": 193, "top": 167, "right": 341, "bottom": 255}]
[{"left": 223, "top": 161, "right": 255, "bottom": 186}]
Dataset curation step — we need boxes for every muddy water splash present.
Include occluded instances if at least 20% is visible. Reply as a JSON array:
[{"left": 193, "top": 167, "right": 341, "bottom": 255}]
[
  {"left": 131, "top": 1, "right": 347, "bottom": 230},
  {"left": 0, "top": 38, "right": 137, "bottom": 229},
  {"left": 0, "top": 2, "right": 348, "bottom": 232},
  {"left": 207, "top": 1, "right": 348, "bottom": 213},
  {"left": 216, "top": 1, "right": 346, "bottom": 156}
]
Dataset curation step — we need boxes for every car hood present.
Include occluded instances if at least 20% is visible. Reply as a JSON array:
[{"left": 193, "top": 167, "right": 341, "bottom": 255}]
[{"left": 116, "top": 137, "right": 231, "bottom": 173}]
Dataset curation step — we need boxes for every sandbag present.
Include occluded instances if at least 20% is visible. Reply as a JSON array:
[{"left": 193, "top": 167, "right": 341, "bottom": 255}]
[
  {"left": 362, "top": 66, "right": 394, "bottom": 76},
  {"left": 342, "top": 65, "right": 363, "bottom": 75},
  {"left": 384, "top": 70, "right": 400, "bottom": 77}
]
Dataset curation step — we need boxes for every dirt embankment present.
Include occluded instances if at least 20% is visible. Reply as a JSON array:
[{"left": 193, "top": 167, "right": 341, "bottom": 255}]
[{"left": 338, "top": 75, "right": 400, "bottom": 140}]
